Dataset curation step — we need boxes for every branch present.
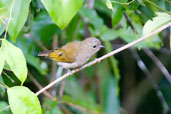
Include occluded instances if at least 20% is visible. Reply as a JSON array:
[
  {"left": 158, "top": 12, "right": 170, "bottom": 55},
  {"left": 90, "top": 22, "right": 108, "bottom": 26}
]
[
  {"left": 132, "top": 49, "right": 169, "bottom": 114},
  {"left": 35, "top": 22, "right": 171, "bottom": 96},
  {"left": 28, "top": 72, "right": 56, "bottom": 100},
  {"left": 144, "top": 49, "right": 171, "bottom": 84}
]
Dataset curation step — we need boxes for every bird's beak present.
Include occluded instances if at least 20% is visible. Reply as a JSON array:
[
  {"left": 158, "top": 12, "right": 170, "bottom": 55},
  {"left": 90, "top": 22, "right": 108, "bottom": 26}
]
[{"left": 99, "top": 45, "right": 105, "bottom": 48}]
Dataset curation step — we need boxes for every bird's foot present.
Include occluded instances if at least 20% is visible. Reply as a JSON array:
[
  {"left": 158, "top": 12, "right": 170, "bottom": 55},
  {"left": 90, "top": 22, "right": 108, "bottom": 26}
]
[
  {"left": 67, "top": 69, "right": 73, "bottom": 75},
  {"left": 95, "top": 58, "right": 101, "bottom": 63}
]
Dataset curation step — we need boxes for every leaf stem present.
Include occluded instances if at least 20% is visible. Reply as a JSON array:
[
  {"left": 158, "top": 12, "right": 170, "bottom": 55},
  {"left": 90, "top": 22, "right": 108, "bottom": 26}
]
[
  {"left": 0, "top": 81, "right": 9, "bottom": 89},
  {"left": 111, "top": 0, "right": 135, "bottom": 5},
  {"left": 4, "top": 0, "right": 15, "bottom": 39},
  {"left": 145, "top": 0, "right": 171, "bottom": 15}
]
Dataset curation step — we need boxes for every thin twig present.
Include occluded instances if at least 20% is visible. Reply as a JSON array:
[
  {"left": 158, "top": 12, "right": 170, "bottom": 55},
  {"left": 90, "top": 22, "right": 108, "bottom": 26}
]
[
  {"left": 94, "top": 65, "right": 103, "bottom": 105},
  {"left": 49, "top": 34, "right": 58, "bottom": 94},
  {"left": 123, "top": 12, "right": 137, "bottom": 34},
  {"left": 59, "top": 80, "right": 65, "bottom": 100},
  {"left": 2, "top": 71, "right": 14, "bottom": 83},
  {"left": 62, "top": 102, "right": 106, "bottom": 114},
  {"left": 110, "top": 0, "right": 135, "bottom": 5},
  {"left": 145, "top": 0, "right": 171, "bottom": 15},
  {"left": 132, "top": 50, "right": 169, "bottom": 114},
  {"left": 28, "top": 72, "right": 56, "bottom": 101},
  {"left": 35, "top": 22, "right": 171, "bottom": 96},
  {"left": 27, "top": 33, "right": 48, "bottom": 51},
  {"left": 143, "top": 49, "right": 171, "bottom": 84},
  {"left": 4, "top": 0, "right": 14, "bottom": 39}
]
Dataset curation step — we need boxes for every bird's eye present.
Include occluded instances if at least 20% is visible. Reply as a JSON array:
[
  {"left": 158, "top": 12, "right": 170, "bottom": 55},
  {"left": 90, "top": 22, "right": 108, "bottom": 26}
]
[
  {"left": 93, "top": 45, "right": 96, "bottom": 48},
  {"left": 59, "top": 53, "right": 63, "bottom": 57}
]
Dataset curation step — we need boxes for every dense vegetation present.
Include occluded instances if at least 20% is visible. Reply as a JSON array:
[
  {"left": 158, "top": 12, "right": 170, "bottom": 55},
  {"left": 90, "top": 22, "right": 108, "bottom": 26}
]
[{"left": 0, "top": 0, "right": 170, "bottom": 114}]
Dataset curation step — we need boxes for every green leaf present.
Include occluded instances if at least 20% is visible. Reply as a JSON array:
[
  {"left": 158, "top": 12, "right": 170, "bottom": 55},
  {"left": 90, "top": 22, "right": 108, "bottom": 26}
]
[
  {"left": 100, "top": 29, "right": 118, "bottom": 41},
  {"left": 42, "top": 100, "right": 63, "bottom": 114},
  {"left": 7, "top": 86, "right": 42, "bottom": 114},
  {"left": 106, "top": 0, "right": 113, "bottom": 10},
  {"left": 41, "top": 0, "right": 83, "bottom": 29},
  {"left": 0, "top": 51, "right": 5, "bottom": 75},
  {"left": 112, "top": 4, "right": 123, "bottom": 26},
  {"left": 26, "top": 55, "right": 47, "bottom": 75},
  {"left": 1, "top": 39, "right": 27, "bottom": 85},
  {"left": 143, "top": 12, "right": 171, "bottom": 36},
  {"left": 8, "top": 0, "right": 31, "bottom": 41},
  {"left": 0, "top": 101, "right": 11, "bottom": 114},
  {"left": 0, "top": 7, "right": 8, "bottom": 36}
]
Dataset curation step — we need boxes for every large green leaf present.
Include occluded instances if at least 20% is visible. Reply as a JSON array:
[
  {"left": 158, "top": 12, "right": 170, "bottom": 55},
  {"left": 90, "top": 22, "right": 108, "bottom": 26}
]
[
  {"left": 112, "top": 4, "right": 123, "bottom": 26},
  {"left": 1, "top": 39, "right": 27, "bottom": 85},
  {"left": 0, "top": 0, "right": 11, "bottom": 36},
  {"left": 8, "top": 0, "right": 31, "bottom": 41},
  {"left": 143, "top": 12, "right": 171, "bottom": 36},
  {"left": 41, "top": 0, "right": 83, "bottom": 29},
  {"left": 7, "top": 86, "right": 42, "bottom": 114},
  {"left": 100, "top": 29, "right": 118, "bottom": 41},
  {"left": 0, "top": 51, "right": 5, "bottom": 75}
]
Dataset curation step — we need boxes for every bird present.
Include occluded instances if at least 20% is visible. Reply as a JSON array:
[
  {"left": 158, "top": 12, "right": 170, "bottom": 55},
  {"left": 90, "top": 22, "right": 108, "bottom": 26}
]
[{"left": 38, "top": 37, "right": 104, "bottom": 69}]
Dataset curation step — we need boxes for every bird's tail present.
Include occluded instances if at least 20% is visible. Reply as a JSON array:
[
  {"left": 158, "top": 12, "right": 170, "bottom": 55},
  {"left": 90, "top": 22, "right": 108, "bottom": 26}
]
[{"left": 38, "top": 50, "right": 53, "bottom": 57}]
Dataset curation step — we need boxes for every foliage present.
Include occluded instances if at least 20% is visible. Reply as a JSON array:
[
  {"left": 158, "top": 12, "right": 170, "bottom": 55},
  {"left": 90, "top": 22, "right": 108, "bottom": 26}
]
[{"left": 0, "top": 0, "right": 170, "bottom": 114}]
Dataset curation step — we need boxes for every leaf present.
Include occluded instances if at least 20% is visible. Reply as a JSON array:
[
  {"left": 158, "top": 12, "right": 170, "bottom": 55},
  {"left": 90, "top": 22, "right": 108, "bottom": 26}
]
[
  {"left": 41, "top": 0, "right": 83, "bottom": 29},
  {"left": 0, "top": 101, "right": 11, "bottom": 114},
  {"left": 7, "top": 86, "right": 42, "bottom": 114},
  {"left": 100, "top": 29, "right": 118, "bottom": 41},
  {"left": 26, "top": 55, "right": 47, "bottom": 75},
  {"left": 31, "top": 11, "right": 58, "bottom": 43},
  {"left": 0, "top": 51, "right": 5, "bottom": 75},
  {"left": 1, "top": 39, "right": 27, "bottom": 85},
  {"left": 0, "top": 7, "right": 8, "bottom": 36},
  {"left": 112, "top": 4, "right": 123, "bottom": 26},
  {"left": 104, "top": 76, "right": 119, "bottom": 114},
  {"left": 42, "top": 100, "right": 63, "bottom": 114},
  {"left": 143, "top": 12, "right": 171, "bottom": 37},
  {"left": 106, "top": 0, "right": 113, "bottom": 10},
  {"left": 8, "top": 0, "right": 31, "bottom": 41}
]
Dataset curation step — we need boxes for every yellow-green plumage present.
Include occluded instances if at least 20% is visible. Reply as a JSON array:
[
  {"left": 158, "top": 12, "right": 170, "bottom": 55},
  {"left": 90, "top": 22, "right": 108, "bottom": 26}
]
[{"left": 38, "top": 37, "right": 103, "bottom": 68}]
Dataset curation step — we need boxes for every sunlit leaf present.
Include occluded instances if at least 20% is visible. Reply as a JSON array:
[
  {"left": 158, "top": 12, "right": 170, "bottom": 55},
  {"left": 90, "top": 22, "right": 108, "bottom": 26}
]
[
  {"left": 8, "top": 0, "right": 31, "bottom": 41},
  {"left": 1, "top": 39, "right": 27, "bottom": 85},
  {"left": 41, "top": 0, "right": 83, "bottom": 29},
  {"left": 0, "top": 51, "right": 5, "bottom": 75},
  {"left": 7, "top": 86, "right": 42, "bottom": 114},
  {"left": 143, "top": 12, "right": 170, "bottom": 37},
  {"left": 106, "top": 0, "right": 113, "bottom": 10}
]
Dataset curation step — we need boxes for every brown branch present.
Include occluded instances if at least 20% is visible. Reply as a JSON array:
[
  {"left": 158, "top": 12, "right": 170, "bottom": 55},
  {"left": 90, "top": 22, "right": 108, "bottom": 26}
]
[
  {"left": 144, "top": 49, "right": 171, "bottom": 84},
  {"left": 132, "top": 50, "right": 169, "bottom": 114},
  {"left": 59, "top": 80, "right": 65, "bottom": 100},
  {"left": 49, "top": 34, "right": 58, "bottom": 94},
  {"left": 29, "top": 33, "right": 48, "bottom": 51},
  {"left": 28, "top": 72, "right": 56, "bottom": 100},
  {"left": 123, "top": 12, "right": 137, "bottom": 34},
  {"left": 35, "top": 22, "right": 171, "bottom": 96},
  {"left": 94, "top": 65, "right": 103, "bottom": 105},
  {"left": 62, "top": 102, "right": 106, "bottom": 114}
]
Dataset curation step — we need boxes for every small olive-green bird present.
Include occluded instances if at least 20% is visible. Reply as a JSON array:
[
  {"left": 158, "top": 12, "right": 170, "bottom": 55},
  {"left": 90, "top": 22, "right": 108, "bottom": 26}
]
[{"left": 38, "top": 37, "right": 104, "bottom": 69}]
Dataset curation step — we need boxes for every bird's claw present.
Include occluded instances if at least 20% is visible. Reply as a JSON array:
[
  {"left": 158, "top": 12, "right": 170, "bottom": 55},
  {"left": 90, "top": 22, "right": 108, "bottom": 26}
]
[
  {"left": 95, "top": 58, "right": 101, "bottom": 63},
  {"left": 67, "top": 69, "right": 73, "bottom": 75}
]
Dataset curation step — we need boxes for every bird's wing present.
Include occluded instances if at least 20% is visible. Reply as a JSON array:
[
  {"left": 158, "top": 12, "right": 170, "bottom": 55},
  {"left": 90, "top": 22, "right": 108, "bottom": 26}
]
[{"left": 48, "top": 48, "right": 76, "bottom": 63}]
